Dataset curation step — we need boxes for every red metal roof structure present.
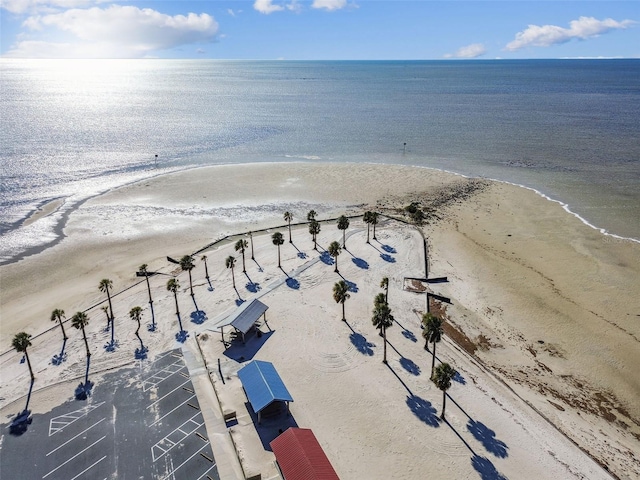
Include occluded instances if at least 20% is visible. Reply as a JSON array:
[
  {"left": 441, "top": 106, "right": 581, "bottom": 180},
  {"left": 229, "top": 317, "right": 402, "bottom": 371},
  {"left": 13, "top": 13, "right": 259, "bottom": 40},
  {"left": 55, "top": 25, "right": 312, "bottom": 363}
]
[{"left": 270, "top": 428, "right": 340, "bottom": 480}]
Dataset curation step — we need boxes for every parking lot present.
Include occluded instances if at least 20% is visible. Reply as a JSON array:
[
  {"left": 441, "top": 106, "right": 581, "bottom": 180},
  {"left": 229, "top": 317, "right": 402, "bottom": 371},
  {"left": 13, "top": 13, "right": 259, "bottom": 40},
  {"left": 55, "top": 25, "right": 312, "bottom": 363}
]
[{"left": 0, "top": 349, "right": 219, "bottom": 480}]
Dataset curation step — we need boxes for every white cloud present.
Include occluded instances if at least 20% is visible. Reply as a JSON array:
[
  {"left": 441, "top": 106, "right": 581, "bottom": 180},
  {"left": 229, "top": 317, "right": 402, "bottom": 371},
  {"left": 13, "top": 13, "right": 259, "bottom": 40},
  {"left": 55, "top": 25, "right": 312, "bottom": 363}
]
[
  {"left": 1, "top": 0, "right": 103, "bottom": 15},
  {"left": 506, "top": 16, "right": 635, "bottom": 51},
  {"left": 311, "top": 0, "right": 347, "bottom": 11},
  {"left": 253, "top": 0, "right": 302, "bottom": 14},
  {"left": 253, "top": 0, "right": 284, "bottom": 14},
  {"left": 445, "top": 43, "right": 486, "bottom": 59},
  {"left": 5, "top": 5, "right": 218, "bottom": 58}
]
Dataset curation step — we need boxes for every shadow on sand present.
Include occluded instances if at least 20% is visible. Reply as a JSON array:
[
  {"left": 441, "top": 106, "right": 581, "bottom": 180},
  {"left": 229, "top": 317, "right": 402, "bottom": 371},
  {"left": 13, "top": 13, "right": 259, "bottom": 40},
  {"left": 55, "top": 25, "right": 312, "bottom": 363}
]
[
  {"left": 245, "top": 401, "right": 299, "bottom": 452},
  {"left": 75, "top": 356, "right": 94, "bottom": 400},
  {"left": 471, "top": 455, "right": 509, "bottom": 480},
  {"left": 286, "top": 277, "right": 300, "bottom": 289},
  {"left": 9, "top": 379, "right": 34, "bottom": 435},
  {"left": 319, "top": 251, "right": 334, "bottom": 266},
  {"left": 351, "top": 257, "right": 369, "bottom": 269},
  {"left": 224, "top": 330, "right": 274, "bottom": 362},
  {"left": 51, "top": 338, "right": 68, "bottom": 365},
  {"left": 467, "top": 420, "right": 509, "bottom": 458},
  {"left": 406, "top": 395, "right": 440, "bottom": 427}
]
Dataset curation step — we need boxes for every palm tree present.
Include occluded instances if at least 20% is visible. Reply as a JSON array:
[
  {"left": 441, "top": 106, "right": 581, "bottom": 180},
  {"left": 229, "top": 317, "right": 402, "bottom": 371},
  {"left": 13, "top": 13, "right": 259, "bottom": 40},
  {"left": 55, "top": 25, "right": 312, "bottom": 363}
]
[
  {"left": 373, "top": 293, "right": 387, "bottom": 336},
  {"left": 337, "top": 215, "right": 349, "bottom": 248},
  {"left": 71, "top": 311, "right": 92, "bottom": 393},
  {"left": 370, "top": 212, "right": 379, "bottom": 240},
  {"left": 226, "top": 255, "right": 237, "bottom": 289},
  {"left": 71, "top": 311, "right": 91, "bottom": 359},
  {"left": 99, "top": 278, "right": 114, "bottom": 321},
  {"left": 138, "top": 264, "right": 154, "bottom": 305},
  {"left": 99, "top": 278, "right": 115, "bottom": 344},
  {"left": 422, "top": 313, "right": 443, "bottom": 377},
  {"left": 99, "top": 306, "right": 110, "bottom": 333},
  {"left": 363, "top": 211, "right": 372, "bottom": 243},
  {"left": 380, "top": 277, "right": 389, "bottom": 303},
  {"left": 248, "top": 231, "right": 255, "bottom": 260},
  {"left": 201, "top": 255, "right": 210, "bottom": 281},
  {"left": 307, "top": 210, "right": 317, "bottom": 222},
  {"left": 179, "top": 255, "right": 195, "bottom": 296},
  {"left": 167, "top": 278, "right": 185, "bottom": 334},
  {"left": 12, "top": 332, "right": 35, "bottom": 381},
  {"left": 309, "top": 220, "right": 321, "bottom": 250},
  {"left": 235, "top": 239, "right": 248, "bottom": 273},
  {"left": 372, "top": 303, "right": 394, "bottom": 364},
  {"left": 284, "top": 211, "right": 293, "bottom": 243},
  {"left": 129, "top": 306, "right": 146, "bottom": 356},
  {"left": 138, "top": 264, "right": 156, "bottom": 331},
  {"left": 333, "top": 280, "right": 350, "bottom": 321},
  {"left": 272, "top": 232, "right": 285, "bottom": 268},
  {"left": 433, "top": 363, "right": 456, "bottom": 420},
  {"left": 328, "top": 241, "right": 341, "bottom": 273},
  {"left": 51, "top": 308, "right": 68, "bottom": 341}
]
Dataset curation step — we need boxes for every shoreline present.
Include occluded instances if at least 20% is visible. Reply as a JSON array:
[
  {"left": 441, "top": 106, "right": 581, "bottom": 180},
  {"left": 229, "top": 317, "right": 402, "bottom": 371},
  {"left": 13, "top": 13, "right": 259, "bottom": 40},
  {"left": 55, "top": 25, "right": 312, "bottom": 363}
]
[
  {"left": 2, "top": 161, "right": 639, "bottom": 267},
  {"left": 1, "top": 162, "right": 638, "bottom": 478}
]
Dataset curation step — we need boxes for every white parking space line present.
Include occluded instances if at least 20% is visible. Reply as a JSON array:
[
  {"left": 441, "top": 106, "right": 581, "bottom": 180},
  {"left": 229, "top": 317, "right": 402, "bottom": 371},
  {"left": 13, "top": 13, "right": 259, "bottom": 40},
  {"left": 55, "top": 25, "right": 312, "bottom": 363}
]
[
  {"left": 158, "top": 443, "right": 210, "bottom": 480},
  {"left": 143, "top": 360, "right": 186, "bottom": 391},
  {"left": 46, "top": 418, "right": 106, "bottom": 456},
  {"left": 150, "top": 394, "right": 196, "bottom": 427},
  {"left": 69, "top": 455, "right": 107, "bottom": 480},
  {"left": 146, "top": 379, "right": 191, "bottom": 410},
  {"left": 152, "top": 413, "right": 203, "bottom": 461},
  {"left": 48, "top": 402, "right": 105, "bottom": 436},
  {"left": 42, "top": 435, "right": 106, "bottom": 479}
]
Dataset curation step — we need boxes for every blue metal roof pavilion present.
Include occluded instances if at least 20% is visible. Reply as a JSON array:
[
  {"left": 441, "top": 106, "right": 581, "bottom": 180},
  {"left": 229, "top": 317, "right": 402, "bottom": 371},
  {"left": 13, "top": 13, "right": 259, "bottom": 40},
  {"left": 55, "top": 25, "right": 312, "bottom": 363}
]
[{"left": 238, "top": 360, "right": 293, "bottom": 423}]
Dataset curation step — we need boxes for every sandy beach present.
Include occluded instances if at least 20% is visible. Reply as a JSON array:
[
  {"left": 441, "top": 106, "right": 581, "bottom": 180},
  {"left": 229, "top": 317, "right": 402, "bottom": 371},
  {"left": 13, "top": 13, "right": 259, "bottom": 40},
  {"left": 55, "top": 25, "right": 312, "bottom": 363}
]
[{"left": 1, "top": 162, "right": 638, "bottom": 479}]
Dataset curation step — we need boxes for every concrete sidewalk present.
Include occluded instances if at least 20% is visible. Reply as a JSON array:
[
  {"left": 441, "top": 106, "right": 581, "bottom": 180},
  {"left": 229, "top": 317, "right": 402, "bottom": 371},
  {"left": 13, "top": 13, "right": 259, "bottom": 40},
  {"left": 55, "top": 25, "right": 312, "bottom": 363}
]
[{"left": 182, "top": 342, "right": 245, "bottom": 480}]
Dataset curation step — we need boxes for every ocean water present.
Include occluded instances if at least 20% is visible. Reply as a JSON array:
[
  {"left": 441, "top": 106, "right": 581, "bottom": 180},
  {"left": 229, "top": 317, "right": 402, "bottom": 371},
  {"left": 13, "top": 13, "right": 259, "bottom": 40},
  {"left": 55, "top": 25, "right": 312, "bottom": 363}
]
[{"left": 1, "top": 59, "right": 639, "bottom": 264}]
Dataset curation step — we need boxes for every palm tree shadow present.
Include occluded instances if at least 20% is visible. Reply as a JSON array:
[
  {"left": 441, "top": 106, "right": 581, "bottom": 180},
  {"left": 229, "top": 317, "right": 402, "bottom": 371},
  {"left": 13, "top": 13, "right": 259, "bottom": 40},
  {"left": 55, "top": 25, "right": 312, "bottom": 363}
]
[
  {"left": 399, "top": 357, "right": 421, "bottom": 376},
  {"left": 467, "top": 419, "right": 509, "bottom": 458},
  {"left": 351, "top": 257, "right": 369, "bottom": 269},
  {"left": 104, "top": 339, "right": 119, "bottom": 352},
  {"left": 253, "top": 258, "right": 263, "bottom": 272},
  {"left": 286, "top": 277, "right": 300, "bottom": 289},
  {"left": 385, "top": 362, "right": 413, "bottom": 396},
  {"left": 9, "top": 379, "right": 35, "bottom": 435},
  {"left": 243, "top": 272, "right": 260, "bottom": 293},
  {"left": 234, "top": 286, "right": 244, "bottom": 302},
  {"left": 406, "top": 394, "right": 439, "bottom": 427},
  {"left": 206, "top": 278, "right": 214, "bottom": 292},
  {"left": 381, "top": 244, "right": 397, "bottom": 254},
  {"left": 176, "top": 329, "right": 189, "bottom": 343},
  {"left": 343, "top": 320, "right": 374, "bottom": 356},
  {"left": 453, "top": 371, "right": 467, "bottom": 384},
  {"left": 290, "top": 242, "right": 307, "bottom": 259},
  {"left": 51, "top": 338, "right": 68, "bottom": 365},
  {"left": 394, "top": 318, "right": 418, "bottom": 343},
  {"left": 319, "top": 251, "right": 334, "bottom": 266},
  {"left": 135, "top": 346, "right": 149, "bottom": 360},
  {"left": 380, "top": 253, "right": 396, "bottom": 263},
  {"left": 75, "top": 356, "right": 94, "bottom": 400},
  {"left": 471, "top": 454, "right": 509, "bottom": 480},
  {"left": 386, "top": 340, "right": 420, "bottom": 376},
  {"left": 190, "top": 296, "right": 208, "bottom": 324}
]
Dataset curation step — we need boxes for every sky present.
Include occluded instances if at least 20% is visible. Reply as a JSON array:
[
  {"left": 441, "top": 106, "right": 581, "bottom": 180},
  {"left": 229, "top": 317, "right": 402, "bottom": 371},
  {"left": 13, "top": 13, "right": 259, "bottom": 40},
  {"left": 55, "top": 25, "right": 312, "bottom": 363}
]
[{"left": 1, "top": 1, "right": 638, "bottom": 59}]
